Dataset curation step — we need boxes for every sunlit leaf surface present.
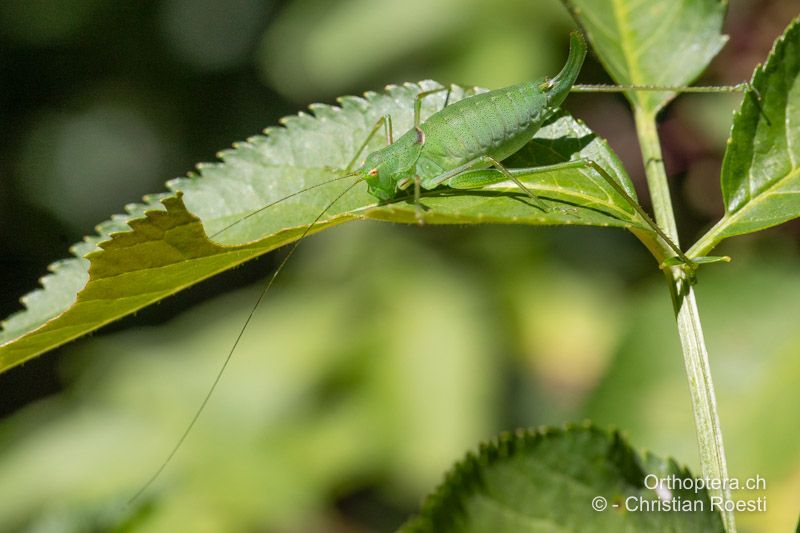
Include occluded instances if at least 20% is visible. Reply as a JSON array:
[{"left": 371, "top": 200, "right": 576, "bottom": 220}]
[
  {"left": 563, "top": 0, "right": 728, "bottom": 113},
  {"left": 0, "top": 82, "right": 649, "bottom": 373},
  {"left": 690, "top": 18, "right": 800, "bottom": 257}
]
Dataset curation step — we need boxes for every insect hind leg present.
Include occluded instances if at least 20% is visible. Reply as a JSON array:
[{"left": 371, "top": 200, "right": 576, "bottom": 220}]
[
  {"left": 414, "top": 86, "right": 452, "bottom": 129},
  {"left": 572, "top": 82, "right": 772, "bottom": 125},
  {"left": 424, "top": 155, "right": 551, "bottom": 213}
]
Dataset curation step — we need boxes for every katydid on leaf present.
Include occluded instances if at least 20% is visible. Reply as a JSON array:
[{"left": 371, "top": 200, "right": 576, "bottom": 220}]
[{"left": 131, "top": 30, "right": 747, "bottom": 502}]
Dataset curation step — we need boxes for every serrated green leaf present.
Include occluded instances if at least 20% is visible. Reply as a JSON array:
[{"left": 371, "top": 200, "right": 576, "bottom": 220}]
[
  {"left": 689, "top": 18, "right": 800, "bottom": 258},
  {"left": 562, "top": 0, "right": 728, "bottom": 114},
  {"left": 0, "top": 82, "right": 650, "bottom": 374},
  {"left": 401, "top": 425, "right": 723, "bottom": 533}
]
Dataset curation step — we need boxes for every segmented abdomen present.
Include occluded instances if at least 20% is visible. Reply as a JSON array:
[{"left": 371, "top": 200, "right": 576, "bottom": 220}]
[{"left": 419, "top": 82, "right": 550, "bottom": 176}]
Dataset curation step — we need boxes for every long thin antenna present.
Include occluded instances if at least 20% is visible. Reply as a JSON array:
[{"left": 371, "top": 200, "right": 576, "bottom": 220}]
[
  {"left": 210, "top": 172, "right": 359, "bottom": 240},
  {"left": 128, "top": 176, "right": 365, "bottom": 505}
]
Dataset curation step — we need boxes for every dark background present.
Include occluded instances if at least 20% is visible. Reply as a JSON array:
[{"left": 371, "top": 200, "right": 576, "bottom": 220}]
[{"left": 0, "top": 1, "right": 798, "bottom": 531}]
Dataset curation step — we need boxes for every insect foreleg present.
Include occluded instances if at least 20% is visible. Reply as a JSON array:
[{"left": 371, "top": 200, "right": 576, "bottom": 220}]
[
  {"left": 346, "top": 114, "right": 394, "bottom": 171},
  {"left": 395, "top": 169, "right": 426, "bottom": 223}
]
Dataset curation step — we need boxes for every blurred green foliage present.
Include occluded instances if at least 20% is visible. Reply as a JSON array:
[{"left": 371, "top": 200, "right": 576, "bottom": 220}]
[
  {"left": 1, "top": 0, "right": 799, "bottom": 531},
  {"left": 258, "top": 0, "right": 571, "bottom": 101}
]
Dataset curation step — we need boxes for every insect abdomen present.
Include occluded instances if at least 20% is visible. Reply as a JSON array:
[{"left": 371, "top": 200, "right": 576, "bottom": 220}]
[{"left": 420, "top": 82, "right": 550, "bottom": 172}]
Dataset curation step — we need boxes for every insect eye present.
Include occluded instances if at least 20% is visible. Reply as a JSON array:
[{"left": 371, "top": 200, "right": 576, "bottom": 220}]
[{"left": 368, "top": 168, "right": 379, "bottom": 176}]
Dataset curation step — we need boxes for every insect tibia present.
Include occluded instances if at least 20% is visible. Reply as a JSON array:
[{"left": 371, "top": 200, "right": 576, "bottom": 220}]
[
  {"left": 579, "top": 160, "right": 694, "bottom": 268},
  {"left": 572, "top": 83, "right": 770, "bottom": 124},
  {"left": 571, "top": 83, "right": 750, "bottom": 94}
]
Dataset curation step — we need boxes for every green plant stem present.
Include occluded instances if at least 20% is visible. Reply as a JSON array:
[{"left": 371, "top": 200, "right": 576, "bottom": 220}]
[
  {"left": 634, "top": 109, "right": 679, "bottom": 240},
  {"left": 634, "top": 108, "right": 736, "bottom": 533}
]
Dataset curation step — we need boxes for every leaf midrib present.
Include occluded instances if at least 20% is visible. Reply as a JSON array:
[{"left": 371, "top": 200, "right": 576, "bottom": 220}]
[
  {"left": 689, "top": 164, "right": 800, "bottom": 256},
  {"left": 611, "top": 0, "right": 641, "bottom": 86},
  {"left": 732, "top": 164, "right": 800, "bottom": 220},
  {"left": 478, "top": 182, "right": 639, "bottom": 223}
]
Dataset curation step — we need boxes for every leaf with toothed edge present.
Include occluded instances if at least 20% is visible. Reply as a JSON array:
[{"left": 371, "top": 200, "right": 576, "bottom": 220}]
[
  {"left": 401, "top": 424, "right": 723, "bottom": 533},
  {"left": 0, "top": 81, "right": 653, "bottom": 373},
  {"left": 562, "top": 0, "right": 728, "bottom": 114},
  {"left": 689, "top": 17, "right": 800, "bottom": 257}
]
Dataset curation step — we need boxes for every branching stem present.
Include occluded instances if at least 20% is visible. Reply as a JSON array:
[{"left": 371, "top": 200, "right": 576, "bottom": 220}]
[{"left": 633, "top": 108, "right": 736, "bottom": 533}]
